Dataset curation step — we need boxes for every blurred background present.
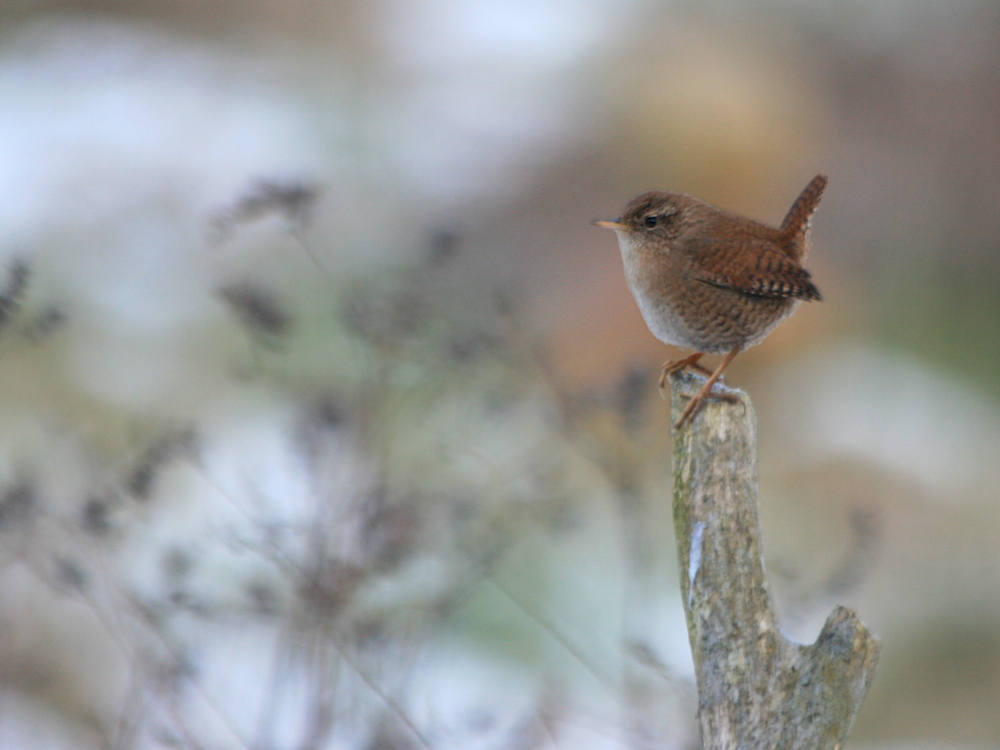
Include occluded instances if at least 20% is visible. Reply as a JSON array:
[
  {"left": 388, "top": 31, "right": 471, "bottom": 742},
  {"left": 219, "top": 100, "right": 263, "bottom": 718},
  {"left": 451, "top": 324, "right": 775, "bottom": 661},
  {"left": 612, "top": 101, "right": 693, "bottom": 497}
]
[{"left": 0, "top": 0, "right": 998, "bottom": 748}]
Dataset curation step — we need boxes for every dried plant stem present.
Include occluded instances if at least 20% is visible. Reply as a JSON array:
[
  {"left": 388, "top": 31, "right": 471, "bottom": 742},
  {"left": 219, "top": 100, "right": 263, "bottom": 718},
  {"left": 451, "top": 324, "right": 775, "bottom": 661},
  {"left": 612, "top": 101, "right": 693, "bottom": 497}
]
[{"left": 669, "top": 371, "right": 880, "bottom": 749}]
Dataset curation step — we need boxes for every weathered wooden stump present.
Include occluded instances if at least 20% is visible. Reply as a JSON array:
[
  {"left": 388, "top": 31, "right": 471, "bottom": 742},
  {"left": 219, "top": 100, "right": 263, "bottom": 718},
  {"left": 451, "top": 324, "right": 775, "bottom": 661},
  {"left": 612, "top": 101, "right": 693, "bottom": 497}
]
[{"left": 669, "top": 370, "right": 880, "bottom": 749}]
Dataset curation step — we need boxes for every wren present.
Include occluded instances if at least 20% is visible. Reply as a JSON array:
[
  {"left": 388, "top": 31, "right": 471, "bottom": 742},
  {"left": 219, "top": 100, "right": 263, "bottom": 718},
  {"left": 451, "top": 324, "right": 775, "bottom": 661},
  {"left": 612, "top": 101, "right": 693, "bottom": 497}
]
[{"left": 595, "top": 174, "right": 826, "bottom": 427}]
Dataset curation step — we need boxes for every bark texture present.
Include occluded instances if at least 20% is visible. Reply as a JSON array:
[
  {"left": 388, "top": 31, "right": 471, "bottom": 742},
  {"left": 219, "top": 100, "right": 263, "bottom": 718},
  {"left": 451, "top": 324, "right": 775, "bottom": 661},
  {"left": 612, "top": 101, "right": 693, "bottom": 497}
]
[{"left": 669, "top": 370, "right": 880, "bottom": 750}]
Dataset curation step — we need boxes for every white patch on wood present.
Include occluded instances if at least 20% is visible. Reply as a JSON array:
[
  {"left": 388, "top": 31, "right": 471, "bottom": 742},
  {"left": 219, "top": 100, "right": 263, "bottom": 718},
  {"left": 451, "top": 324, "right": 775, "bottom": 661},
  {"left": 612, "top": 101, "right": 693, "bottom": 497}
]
[{"left": 688, "top": 521, "right": 705, "bottom": 606}]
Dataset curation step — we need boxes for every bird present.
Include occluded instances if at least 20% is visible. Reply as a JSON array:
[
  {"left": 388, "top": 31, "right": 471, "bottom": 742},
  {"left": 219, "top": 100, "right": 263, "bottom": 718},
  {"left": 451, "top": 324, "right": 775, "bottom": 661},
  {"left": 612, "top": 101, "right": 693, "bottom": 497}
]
[{"left": 594, "top": 174, "right": 826, "bottom": 427}]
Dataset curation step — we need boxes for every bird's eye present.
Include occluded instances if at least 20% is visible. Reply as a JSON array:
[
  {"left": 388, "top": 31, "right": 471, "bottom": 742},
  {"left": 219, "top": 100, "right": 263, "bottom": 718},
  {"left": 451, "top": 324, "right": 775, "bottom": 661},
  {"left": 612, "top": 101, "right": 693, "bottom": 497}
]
[{"left": 644, "top": 215, "right": 658, "bottom": 228}]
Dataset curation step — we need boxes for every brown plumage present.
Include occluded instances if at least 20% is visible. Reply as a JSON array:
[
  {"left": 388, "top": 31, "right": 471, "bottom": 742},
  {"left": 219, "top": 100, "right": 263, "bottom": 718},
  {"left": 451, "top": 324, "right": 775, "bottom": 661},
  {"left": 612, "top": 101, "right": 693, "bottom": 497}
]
[{"left": 595, "top": 174, "right": 826, "bottom": 427}]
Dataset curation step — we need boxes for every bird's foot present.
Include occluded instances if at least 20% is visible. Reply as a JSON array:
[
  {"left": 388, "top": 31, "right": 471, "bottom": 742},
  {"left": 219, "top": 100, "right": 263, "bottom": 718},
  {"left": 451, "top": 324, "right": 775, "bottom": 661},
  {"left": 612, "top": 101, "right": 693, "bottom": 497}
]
[
  {"left": 675, "top": 385, "right": 740, "bottom": 426},
  {"left": 657, "top": 353, "right": 713, "bottom": 398},
  {"left": 672, "top": 347, "right": 742, "bottom": 428}
]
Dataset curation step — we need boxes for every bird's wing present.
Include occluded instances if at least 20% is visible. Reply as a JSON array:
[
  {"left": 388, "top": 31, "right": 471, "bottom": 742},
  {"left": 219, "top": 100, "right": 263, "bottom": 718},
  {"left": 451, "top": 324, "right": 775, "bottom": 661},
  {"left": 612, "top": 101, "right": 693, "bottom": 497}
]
[{"left": 688, "top": 238, "right": 822, "bottom": 301}]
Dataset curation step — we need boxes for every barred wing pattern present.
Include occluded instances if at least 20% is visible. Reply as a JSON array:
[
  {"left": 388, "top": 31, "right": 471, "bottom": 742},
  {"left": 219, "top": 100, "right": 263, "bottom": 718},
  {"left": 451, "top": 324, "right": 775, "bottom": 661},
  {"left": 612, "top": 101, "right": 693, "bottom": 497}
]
[{"left": 688, "top": 238, "right": 822, "bottom": 301}]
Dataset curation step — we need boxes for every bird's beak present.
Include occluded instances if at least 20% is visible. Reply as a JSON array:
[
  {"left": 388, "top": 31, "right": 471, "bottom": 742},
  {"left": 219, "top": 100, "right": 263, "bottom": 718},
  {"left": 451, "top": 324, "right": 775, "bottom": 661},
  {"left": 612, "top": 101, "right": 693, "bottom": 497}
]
[{"left": 592, "top": 219, "right": 624, "bottom": 230}]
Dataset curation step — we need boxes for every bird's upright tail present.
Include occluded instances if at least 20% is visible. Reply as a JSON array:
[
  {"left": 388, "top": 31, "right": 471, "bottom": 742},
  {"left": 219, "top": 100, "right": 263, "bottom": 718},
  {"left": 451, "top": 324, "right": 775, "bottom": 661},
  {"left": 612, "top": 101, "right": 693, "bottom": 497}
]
[{"left": 780, "top": 174, "right": 828, "bottom": 261}]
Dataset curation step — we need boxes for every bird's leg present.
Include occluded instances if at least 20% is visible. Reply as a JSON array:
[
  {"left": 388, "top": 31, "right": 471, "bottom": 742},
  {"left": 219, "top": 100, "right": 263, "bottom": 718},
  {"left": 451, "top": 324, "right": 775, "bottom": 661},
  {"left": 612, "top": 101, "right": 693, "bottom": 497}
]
[
  {"left": 674, "top": 347, "right": 741, "bottom": 428},
  {"left": 657, "top": 353, "right": 709, "bottom": 398}
]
